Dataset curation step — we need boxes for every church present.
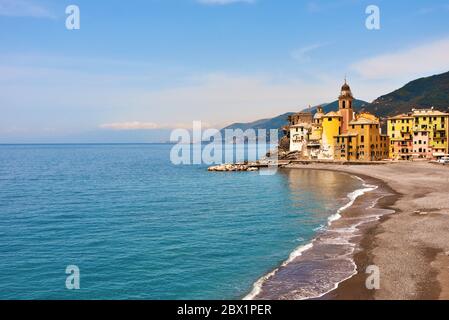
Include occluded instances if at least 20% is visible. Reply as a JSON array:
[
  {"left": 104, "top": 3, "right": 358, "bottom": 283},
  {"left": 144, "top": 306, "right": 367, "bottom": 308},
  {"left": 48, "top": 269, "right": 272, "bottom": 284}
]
[{"left": 288, "top": 81, "right": 390, "bottom": 161}]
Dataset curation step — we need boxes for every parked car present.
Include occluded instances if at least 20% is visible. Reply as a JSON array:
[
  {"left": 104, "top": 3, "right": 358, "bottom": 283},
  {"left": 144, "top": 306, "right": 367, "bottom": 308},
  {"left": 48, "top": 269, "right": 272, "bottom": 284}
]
[{"left": 437, "top": 157, "right": 449, "bottom": 164}]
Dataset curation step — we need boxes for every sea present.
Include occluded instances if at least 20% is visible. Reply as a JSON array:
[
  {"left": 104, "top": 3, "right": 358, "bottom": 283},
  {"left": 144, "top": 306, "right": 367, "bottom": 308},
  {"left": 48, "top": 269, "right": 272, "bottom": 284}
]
[{"left": 0, "top": 144, "right": 369, "bottom": 300}]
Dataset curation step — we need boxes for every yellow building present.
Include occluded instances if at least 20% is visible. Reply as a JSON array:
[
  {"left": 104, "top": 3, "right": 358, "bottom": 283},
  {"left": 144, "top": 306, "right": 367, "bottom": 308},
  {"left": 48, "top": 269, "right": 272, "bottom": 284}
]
[
  {"left": 306, "top": 107, "right": 324, "bottom": 159},
  {"left": 335, "top": 113, "right": 389, "bottom": 161},
  {"left": 412, "top": 108, "right": 448, "bottom": 158},
  {"left": 387, "top": 108, "right": 449, "bottom": 160},
  {"left": 321, "top": 111, "right": 342, "bottom": 159},
  {"left": 287, "top": 81, "right": 389, "bottom": 161},
  {"left": 387, "top": 114, "right": 414, "bottom": 160},
  {"left": 330, "top": 82, "right": 389, "bottom": 161}
]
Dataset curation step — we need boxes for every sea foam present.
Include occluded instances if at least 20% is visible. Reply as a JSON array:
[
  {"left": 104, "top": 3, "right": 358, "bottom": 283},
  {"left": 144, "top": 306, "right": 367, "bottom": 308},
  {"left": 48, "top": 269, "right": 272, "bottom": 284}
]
[{"left": 244, "top": 175, "right": 379, "bottom": 300}]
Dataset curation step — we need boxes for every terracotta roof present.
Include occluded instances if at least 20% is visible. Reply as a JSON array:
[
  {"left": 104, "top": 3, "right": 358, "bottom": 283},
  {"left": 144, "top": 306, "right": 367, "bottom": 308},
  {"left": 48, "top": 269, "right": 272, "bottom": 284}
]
[
  {"left": 349, "top": 118, "right": 379, "bottom": 125},
  {"left": 412, "top": 109, "right": 449, "bottom": 116},
  {"left": 324, "top": 111, "right": 342, "bottom": 117},
  {"left": 387, "top": 114, "right": 413, "bottom": 120}
]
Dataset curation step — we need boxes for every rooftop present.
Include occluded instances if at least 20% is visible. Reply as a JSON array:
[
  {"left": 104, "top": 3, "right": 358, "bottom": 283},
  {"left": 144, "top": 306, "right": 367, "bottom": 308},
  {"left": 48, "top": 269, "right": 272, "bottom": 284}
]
[
  {"left": 412, "top": 108, "right": 449, "bottom": 116},
  {"left": 349, "top": 118, "right": 379, "bottom": 125},
  {"left": 388, "top": 114, "right": 414, "bottom": 120},
  {"left": 324, "top": 111, "right": 342, "bottom": 118}
]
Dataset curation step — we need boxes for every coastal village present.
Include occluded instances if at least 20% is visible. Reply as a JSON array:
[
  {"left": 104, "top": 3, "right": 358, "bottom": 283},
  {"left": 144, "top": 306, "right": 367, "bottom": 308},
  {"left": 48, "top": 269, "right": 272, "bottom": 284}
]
[
  {"left": 285, "top": 81, "right": 449, "bottom": 162},
  {"left": 209, "top": 80, "right": 449, "bottom": 172}
]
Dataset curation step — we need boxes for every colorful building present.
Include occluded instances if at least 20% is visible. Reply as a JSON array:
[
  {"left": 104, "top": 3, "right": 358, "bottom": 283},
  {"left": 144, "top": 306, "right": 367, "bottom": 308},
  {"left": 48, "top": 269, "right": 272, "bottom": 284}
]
[
  {"left": 387, "top": 108, "right": 449, "bottom": 160},
  {"left": 307, "top": 107, "right": 324, "bottom": 158},
  {"left": 288, "top": 111, "right": 313, "bottom": 155},
  {"left": 289, "top": 123, "right": 311, "bottom": 155},
  {"left": 286, "top": 81, "right": 389, "bottom": 161},
  {"left": 335, "top": 114, "right": 389, "bottom": 161},
  {"left": 387, "top": 114, "right": 414, "bottom": 160}
]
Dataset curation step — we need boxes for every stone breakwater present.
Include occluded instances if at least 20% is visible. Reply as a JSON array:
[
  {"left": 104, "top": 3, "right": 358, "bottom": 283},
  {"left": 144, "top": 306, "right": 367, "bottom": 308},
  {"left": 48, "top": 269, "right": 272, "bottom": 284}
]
[{"left": 208, "top": 163, "right": 260, "bottom": 172}]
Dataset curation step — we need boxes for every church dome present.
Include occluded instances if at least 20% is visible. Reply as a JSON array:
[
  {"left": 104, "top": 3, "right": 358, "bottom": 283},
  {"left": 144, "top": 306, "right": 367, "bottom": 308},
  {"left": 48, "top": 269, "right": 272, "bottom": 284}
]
[{"left": 340, "top": 79, "right": 353, "bottom": 99}]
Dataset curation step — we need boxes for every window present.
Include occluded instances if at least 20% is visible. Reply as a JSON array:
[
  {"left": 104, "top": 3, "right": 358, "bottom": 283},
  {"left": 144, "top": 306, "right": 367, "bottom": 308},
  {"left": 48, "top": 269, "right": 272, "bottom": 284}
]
[{"left": 361, "top": 136, "right": 365, "bottom": 143}]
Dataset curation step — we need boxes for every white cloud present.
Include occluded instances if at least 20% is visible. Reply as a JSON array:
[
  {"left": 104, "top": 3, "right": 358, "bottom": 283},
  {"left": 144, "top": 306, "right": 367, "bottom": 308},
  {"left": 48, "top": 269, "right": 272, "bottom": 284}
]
[
  {"left": 1, "top": 53, "right": 402, "bottom": 135},
  {"left": 0, "top": 0, "right": 53, "bottom": 18},
  {"left": 351, "top": 38, "right": 449, "bottom": 80},
  {"left": 291, "top": 42, "right": 331, "bottom": 63},
  {"left": 197, "top": 0, "right": 255, "bottom": 5},
  {"left": 99, "top": 121, "right": 217, "bottom": 131}
]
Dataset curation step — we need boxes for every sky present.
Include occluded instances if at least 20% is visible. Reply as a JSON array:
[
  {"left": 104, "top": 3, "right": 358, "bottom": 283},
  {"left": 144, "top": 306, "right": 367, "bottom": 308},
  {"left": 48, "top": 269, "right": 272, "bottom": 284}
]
[{"left": 1, "top": 0, "right": 449, "bottom": 143}]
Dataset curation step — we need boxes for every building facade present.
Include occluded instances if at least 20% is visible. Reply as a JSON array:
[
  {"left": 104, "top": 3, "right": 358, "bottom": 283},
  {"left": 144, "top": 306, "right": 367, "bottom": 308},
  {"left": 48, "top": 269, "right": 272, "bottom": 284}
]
[
  {"left": 387, "top": 114, "right": 414, "bottom": 160},
  {"left": 286, "top": 81, "right": 389, "bottom": 161},
  {"left": 387, "top": 108, "right": 449, "bottom": 160}
]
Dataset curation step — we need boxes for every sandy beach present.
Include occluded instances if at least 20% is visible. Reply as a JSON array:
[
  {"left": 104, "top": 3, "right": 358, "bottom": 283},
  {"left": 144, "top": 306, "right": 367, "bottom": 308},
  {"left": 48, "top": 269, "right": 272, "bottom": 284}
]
[{"left": 286, "top": 161, "right": 449, "bottom": 300}]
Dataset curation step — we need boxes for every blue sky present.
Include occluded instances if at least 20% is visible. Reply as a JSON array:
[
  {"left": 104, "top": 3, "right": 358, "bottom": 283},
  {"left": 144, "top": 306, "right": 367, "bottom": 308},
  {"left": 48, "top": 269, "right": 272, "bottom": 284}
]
[{"left": 1, "top": 0, "right": 449, "bottom": 142}]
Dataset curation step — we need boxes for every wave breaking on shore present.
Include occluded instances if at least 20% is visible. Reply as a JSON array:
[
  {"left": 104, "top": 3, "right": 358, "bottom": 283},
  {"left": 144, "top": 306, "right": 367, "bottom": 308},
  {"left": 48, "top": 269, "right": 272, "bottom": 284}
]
[{"left": 244, "top": 175, "right": 387, "bottom": 300}]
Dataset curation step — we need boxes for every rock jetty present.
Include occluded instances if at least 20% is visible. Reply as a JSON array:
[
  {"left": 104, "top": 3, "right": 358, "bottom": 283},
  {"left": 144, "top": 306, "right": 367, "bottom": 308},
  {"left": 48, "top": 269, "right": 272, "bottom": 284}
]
[{"left": 208, "top": 162, "right": 259, "bottom": 172}]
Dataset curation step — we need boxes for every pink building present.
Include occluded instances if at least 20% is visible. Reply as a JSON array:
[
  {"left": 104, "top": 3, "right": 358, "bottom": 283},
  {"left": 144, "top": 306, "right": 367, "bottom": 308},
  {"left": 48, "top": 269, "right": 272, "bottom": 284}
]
[{"left": 412, "top": 131, "right": 432, "bottom": 159}]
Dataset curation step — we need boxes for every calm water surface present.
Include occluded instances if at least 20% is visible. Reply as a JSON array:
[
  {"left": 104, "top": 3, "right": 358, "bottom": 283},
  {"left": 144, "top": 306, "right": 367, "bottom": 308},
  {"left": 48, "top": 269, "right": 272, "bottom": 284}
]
[{"left": 0, "top": 144, "right": 362, "bottom": 299}]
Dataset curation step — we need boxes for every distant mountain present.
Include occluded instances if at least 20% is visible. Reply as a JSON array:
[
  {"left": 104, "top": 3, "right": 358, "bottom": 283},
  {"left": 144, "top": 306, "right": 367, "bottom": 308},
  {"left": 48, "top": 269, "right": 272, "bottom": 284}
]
[
  {"left": 361, "top": 71, "right": 449, "bottom": 118},
  {"left": 219, "top": 71, "right": 449, "bottom": 140},
  {"left": 218, "top": 112, "right": 294, "bottom": 142},
  {"left": 219, "top": 99, "right": 369, "bottom": 139},
  {"left": 221, "top": 112, "right": 294, "bottom": 133}
]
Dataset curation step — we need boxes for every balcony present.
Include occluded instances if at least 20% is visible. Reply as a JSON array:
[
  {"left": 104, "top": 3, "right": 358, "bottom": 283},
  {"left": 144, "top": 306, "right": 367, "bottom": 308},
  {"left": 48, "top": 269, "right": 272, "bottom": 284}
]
[{"left": 413, "top": 125, "right": 428, "bottom": 131}]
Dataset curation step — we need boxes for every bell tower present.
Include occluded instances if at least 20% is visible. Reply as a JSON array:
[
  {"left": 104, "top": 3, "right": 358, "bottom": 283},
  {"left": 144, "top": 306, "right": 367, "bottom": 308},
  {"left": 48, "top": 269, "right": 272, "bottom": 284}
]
[{"left": 338, "top": 79, "right": 354, "bottom": 134}]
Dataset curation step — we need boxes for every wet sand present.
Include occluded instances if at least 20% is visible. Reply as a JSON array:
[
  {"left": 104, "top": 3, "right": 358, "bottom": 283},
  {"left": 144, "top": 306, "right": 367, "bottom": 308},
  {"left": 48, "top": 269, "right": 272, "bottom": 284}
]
[
  {"left": 251, "top": 170, "right": 394, "bottom": 300},
  {"left": 287, "top": 162, "right": 449, "bottom": 300}
]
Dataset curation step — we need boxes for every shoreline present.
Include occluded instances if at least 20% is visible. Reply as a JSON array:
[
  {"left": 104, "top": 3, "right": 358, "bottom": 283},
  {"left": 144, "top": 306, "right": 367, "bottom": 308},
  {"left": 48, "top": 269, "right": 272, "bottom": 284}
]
[
  {"left": 246, "top": 169, "right": 391, "bottom": 300},
  {"left": 285, "top": 162, "right": 449, "bottom": 300}
]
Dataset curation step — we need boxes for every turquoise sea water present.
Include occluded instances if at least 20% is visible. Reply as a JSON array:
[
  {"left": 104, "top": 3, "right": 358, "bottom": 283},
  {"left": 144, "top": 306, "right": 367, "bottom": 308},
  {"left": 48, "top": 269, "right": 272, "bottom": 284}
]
[{"left": 0, "top": 144, "right": 362, "bottom": 300}]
